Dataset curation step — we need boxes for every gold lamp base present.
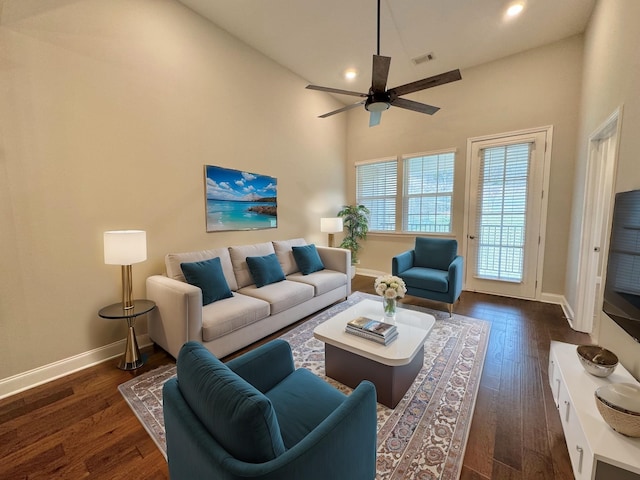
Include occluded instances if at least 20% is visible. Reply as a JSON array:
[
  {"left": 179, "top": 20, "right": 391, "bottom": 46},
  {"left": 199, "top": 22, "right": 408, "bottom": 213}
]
[{"left": 118, "top": 323, "right": 144, "bottom": 370}]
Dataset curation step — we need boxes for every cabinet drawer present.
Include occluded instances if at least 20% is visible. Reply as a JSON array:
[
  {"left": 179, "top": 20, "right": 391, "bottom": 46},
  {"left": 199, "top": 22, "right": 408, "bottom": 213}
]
[{"left": 557, "top": 381, "right": 594, "bottom": 480}]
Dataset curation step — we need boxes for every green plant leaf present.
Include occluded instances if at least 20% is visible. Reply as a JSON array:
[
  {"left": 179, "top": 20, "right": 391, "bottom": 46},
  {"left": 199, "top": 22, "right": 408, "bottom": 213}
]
[{"left": 336, "top": 204, "right": 369, "bottom": 264}]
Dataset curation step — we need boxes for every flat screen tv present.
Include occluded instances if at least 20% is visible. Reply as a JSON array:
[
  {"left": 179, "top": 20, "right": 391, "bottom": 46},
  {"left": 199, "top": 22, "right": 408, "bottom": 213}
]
[{"left": 603, "top": 189, "right": 640, "bottom": 342}]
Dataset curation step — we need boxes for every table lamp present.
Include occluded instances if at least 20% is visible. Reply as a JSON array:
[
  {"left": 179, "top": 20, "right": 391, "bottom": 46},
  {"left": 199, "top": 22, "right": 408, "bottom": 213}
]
[
  {"left": 320, "top": 217, "right": 343, "bottom": 247},
  {"left": 104, "top": 230, "right": 147, "bottom": 310}
]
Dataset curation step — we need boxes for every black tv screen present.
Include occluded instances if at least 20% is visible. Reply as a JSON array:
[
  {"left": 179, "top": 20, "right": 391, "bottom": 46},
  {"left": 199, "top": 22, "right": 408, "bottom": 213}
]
[{"left": 603, "top": 189, "right": 640, "bottom": 342}]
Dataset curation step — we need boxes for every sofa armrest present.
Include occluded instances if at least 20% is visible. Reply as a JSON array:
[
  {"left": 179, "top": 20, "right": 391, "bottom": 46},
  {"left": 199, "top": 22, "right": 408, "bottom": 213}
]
[
  {"left": 243, "top": 379, "right": 377, "bottom": 479},
  {"left": 392, "top": 250, "right": 415, "bottom": 276},
  {"left": 449, "top": 255, "right": 464, "bottom": 297},
  {"left": 226, "top": 339, "right": 295, "bottom": 393},
  {"left": 317, "top": 246, "right": 351, "bottom": 296},
  {"left": 146, "top": 275, "right": 203, "bottom": 359},
  {"left": 316, "top": 246, "right": 350, "bottom": 274}
]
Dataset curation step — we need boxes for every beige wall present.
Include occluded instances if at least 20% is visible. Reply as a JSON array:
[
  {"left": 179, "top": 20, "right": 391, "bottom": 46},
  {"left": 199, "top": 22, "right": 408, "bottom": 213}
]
[
  {"left": 345, "top": 35, "right": 583, "bottom": 297},
  {"left": 0, "top": 0, "right": 346, "bottom": 381},
  {"left": 565, "top": 0, "right": 640, "bottom": 377}
]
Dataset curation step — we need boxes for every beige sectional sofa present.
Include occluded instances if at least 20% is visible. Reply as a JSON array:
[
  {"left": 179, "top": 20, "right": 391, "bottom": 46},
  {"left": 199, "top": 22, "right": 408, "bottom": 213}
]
[{"left": 146, "top": 238, "right": 351, "bottom": 359}]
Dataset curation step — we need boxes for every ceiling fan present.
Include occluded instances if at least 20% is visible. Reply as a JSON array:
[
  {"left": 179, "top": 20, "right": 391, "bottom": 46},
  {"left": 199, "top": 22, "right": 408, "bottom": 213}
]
[{"left": 306, "top": 0, "right": 462, "bottom": 127}]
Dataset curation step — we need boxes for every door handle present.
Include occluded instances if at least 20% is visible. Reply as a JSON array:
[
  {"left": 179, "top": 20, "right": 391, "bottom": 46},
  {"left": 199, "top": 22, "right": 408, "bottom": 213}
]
[
  {"left": 469, "top": 235, "right": 475, "bottom": 239},
  {"left": 576, "top": 446, "right": 584, "bottom": 474},
  {"left": 594, "top": 246, "right": 600, "bottom": 252}
]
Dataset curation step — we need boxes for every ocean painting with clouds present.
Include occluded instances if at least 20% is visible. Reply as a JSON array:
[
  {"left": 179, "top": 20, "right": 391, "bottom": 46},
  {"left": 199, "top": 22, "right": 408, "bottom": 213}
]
[{"left": 205, "top": 165, "right": 277, "bottom": 232}]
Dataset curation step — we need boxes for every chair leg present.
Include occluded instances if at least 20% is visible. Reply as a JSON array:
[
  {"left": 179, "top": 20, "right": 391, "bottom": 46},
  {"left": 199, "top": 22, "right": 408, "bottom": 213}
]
[{"left": 448, "top": 303, "right": 453, "bottom": 318}]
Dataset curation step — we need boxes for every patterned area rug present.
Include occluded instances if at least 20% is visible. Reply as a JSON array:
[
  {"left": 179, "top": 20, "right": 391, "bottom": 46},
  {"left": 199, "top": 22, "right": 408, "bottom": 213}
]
[{"left": 118, "top": 292, "right": 490, "bottom": 480}]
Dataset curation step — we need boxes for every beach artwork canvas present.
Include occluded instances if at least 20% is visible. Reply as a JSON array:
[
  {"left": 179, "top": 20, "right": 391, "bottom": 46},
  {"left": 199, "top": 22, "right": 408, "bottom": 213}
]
[{"left": 205, "top": 165, "right": 277, "bottom": 232}]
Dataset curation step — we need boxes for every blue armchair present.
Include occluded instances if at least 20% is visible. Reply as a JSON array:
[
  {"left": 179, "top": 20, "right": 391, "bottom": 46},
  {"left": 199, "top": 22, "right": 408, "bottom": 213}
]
[
  {"left": 163, "top": 340, "right": 377, "bottom": 480},
  {"left": 392, "top": 237, "right": 463, "bottom": 317}
]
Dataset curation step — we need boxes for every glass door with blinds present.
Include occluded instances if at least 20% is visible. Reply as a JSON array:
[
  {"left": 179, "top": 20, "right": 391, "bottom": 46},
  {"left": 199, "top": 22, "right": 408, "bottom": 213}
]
[{"left": 466, "top": 131, "right": 548, "bottom": 299}]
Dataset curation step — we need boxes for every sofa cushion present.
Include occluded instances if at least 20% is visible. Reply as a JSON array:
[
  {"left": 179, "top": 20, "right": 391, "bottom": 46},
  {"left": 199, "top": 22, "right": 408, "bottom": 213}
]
[
  {"left": 414, "top": 237, "right": 458, "bottom": 271},
  {"left": 272, "top": 238, "right": 307, "bottom": 275},
  {"left": 201, "top": 293, "right": 270, "bottom": 341},
  {"left": 166, "top": 247, "right": 238, "bottom": 291},
  {"left": 287, "top": 270, "right": 347, "bottom": 296},
  {"left": 180, "top": 257, "right": 234, "bottom": 306},
  {"left": 246, "top": 253, "right": 286, "bottom": 288},
  {"left": 266, "top": 368, "right": 346, "bottom": 448},
  {"left": 238, "top": 280, "right": 314, "bottom": 315},
  {"left": 292, "top": 244, "right": 325, "bottom": 275},
  {"left": 176, "top": 342, "right": 286, "bottom": 463},
  {"left": 401, "top": 266, "right": 449, "bottom": 293},
  {"left": 229, "top": 242, "right": 276, "bottom": 288}
]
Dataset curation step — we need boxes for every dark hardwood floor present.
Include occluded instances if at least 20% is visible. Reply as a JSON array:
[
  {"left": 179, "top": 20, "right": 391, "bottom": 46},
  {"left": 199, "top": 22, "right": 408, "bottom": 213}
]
[{"left": 0, "top": 275, "right": 589, "bottom": 479}]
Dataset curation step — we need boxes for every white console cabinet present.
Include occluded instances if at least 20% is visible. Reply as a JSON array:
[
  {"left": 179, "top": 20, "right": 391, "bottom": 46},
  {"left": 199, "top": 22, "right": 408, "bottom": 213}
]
[{"left": 549, "top": 341, "right": 640, "bottom": 480}]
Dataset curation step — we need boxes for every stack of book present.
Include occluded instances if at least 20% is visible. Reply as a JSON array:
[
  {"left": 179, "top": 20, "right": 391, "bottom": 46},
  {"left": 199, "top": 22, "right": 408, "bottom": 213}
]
[{"left": 345, "top": 316, "right": 398, "bottom": 345}]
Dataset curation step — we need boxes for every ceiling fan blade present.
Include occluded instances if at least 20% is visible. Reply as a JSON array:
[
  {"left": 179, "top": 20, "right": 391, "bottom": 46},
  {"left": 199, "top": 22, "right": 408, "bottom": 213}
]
[
  {"left": 369, "top": 110, "right": 382, "bottom": 127},
  {"left": 318, "top": 101, "right": 365, "bottom": 118},
  {"left": 371, "top": 55, "right": 391, "bottom": 92},
  {"left": 391, "top": 97, "right": 440, "bottom": 115},
  {"left": 306, "top": 85, "right": 367, "bottom": 97},
  {"left": 389, "top": 69, "right": 462, "bottom": 97}
]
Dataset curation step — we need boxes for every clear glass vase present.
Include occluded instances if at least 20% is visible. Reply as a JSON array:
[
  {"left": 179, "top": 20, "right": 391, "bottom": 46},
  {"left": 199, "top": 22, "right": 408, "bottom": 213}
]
[{"left": 383, "top": 297, "right": 397, "bottom": 321}]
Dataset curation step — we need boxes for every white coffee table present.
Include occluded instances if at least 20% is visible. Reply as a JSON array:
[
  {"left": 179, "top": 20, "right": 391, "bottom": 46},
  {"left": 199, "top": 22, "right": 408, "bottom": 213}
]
[{"left": 313, "top": 298, "right": 435, "bottom": 408}]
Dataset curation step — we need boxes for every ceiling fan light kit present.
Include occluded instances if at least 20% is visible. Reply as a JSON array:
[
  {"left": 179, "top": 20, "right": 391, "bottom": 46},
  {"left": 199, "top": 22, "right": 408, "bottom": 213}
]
[
  {"left": 365, "top": 95, "right": 391, "bottom": 113},
  {"left": 306, "top": 0, "right": 461, "bottom": 127}
]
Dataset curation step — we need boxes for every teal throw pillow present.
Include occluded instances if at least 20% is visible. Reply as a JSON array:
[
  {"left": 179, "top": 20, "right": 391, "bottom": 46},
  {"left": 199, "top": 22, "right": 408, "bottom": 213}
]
[
  {"left": 181, "top": 257, "right": 233, "bottom": 306},
  {"left": 292, "top": 244, "right": 325, "bottom": 275},
  {"left": 246, "top": 253, "right": 286, "bottom": 287}
]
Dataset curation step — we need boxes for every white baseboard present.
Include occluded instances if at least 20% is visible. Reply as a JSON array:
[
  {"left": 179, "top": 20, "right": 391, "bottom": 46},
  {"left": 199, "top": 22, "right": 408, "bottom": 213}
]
[
  {"left": 539, "top": 293, "right": 580, "bottom": 331},
  {"left": 561, "top": 299, "right": 576, "bottom": 330},
  {"left": 0, "top": 334, "right": 151, "bottom": 400},
  {"left": 356, "top": 268, "right": 388, "bottom": 278},
  {"left": 539, "top": 292, "right": 565, "bottom": 306}
]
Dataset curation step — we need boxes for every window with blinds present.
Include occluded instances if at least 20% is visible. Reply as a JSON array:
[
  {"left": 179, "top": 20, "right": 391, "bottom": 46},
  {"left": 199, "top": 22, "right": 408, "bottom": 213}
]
[
  {"left": 475, "top": 143, "right": 531, "bottom": 282},
  {"left": 403, "top": 152, "right": 455, "bottom": 233},
  {"left": 356, "top": 159, "right": 397, "bottom": 231}
]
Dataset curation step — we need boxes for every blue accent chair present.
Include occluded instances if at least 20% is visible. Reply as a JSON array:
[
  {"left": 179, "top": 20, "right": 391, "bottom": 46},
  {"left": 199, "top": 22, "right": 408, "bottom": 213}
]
[
  {"left": 392, "top": 237, "right": 463, "bottom": 317},
  {"left": 163, "top": 340, "right": 378, "bottom": 480}
]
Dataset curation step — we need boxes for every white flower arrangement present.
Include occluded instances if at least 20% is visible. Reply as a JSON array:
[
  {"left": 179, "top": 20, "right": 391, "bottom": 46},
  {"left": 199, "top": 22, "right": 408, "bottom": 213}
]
[{"left": 374, "top": 275, "right": 407, "bottom": 299}]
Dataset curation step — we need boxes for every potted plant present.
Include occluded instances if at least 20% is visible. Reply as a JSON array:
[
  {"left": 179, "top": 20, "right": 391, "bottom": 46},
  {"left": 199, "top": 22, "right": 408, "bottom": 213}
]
[{"left": 337, "top": 204, "right": 370, "bottom": 265}]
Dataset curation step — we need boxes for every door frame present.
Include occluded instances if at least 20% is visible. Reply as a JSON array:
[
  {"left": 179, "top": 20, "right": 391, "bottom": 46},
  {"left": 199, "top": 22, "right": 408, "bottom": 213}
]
[
  {"left": 462, "top": 125, "right": 553, "bottom": 300},
  {"left": 572, "top": 106, "right": 622, "bottom": 333}
]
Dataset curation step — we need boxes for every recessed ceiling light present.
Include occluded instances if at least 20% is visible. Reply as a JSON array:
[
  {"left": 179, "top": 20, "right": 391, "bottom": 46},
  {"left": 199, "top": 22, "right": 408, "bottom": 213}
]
[
  {"left": 344, "top": 69, "right": 357, "bottom": 80},
  {"left": 506, "top": 3, "right": 524, "bottom": 17}
]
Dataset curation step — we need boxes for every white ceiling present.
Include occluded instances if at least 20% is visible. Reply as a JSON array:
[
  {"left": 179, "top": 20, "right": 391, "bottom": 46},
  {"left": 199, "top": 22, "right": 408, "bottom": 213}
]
[{"left": 176, "top": 0, "right": 596, "bottom": 102}]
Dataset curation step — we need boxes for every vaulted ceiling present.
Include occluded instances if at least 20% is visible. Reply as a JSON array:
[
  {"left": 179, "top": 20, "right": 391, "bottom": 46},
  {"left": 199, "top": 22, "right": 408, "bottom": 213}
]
[{"left": 177, "top": 0, "right": 596, "bottom": 103}]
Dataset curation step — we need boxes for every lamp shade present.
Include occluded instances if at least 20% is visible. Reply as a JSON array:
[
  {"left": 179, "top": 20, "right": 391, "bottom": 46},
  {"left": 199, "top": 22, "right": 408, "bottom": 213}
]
[
  {"left": 104, "top": 230, "right": 147, "bottom": 265},
  {"left": 320, "top": 217, "right": 343, "bottom": 233}
]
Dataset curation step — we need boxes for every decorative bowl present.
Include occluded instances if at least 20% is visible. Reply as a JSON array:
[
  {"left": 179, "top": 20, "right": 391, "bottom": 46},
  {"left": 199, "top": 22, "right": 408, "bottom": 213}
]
[
  {"left": 576, "top": 345, "right": 618, "bottom": 377},
  {"left": 595, "top": 383, "right": 640, "bottom": 437}
]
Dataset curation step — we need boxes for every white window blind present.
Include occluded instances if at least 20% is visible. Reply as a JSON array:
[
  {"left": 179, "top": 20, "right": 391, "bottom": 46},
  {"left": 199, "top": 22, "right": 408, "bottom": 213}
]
[
  {"left": 403, "top": 152, "right": 455, "bottom": 233},
  {"left": 356, "top": 160, "right": 397, "bottom": 231},
  {"left": 475, "top": 143, "right": 531, "bottom": 282}
]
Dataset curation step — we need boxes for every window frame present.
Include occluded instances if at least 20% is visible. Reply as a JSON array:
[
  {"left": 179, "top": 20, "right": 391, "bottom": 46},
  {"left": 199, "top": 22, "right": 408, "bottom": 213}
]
[
  {"left": 354, "top": 148, "right": 457, "bottom": 235},
  {"left": 355, "top": 157, "right": 398, "bottom": 232},
  {"left": 402, "top": 149, "right": 456, "bottom": 234}
]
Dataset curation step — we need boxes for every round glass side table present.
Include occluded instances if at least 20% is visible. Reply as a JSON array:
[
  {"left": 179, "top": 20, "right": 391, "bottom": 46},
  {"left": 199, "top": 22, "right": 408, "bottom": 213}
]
[{"left": 98, "top": 299, "right": 156, "bottom": 370}]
